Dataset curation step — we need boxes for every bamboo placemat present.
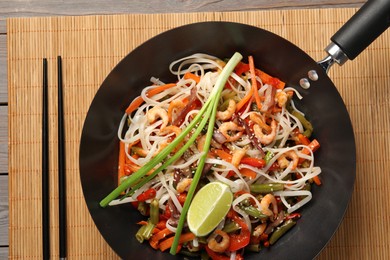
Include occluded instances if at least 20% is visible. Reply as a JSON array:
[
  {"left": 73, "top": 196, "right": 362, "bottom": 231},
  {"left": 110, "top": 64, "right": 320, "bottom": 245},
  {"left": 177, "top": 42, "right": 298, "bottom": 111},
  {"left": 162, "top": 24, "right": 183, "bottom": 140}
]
[{"left": 7, "top": 8, "right": 390, "bottom": 259}]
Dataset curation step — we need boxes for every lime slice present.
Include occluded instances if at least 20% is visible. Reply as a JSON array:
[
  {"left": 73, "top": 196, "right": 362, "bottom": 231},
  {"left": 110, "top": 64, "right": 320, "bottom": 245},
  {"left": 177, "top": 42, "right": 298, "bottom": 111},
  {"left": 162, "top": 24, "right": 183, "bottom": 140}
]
[{"left": 187, "top": 182, "right": 233, "bottom": 236}]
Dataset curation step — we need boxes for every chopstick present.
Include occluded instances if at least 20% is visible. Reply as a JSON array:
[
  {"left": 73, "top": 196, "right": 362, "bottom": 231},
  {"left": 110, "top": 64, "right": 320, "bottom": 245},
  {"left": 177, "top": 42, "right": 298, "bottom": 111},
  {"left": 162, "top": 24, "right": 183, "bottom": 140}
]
[
  {"left": 42, "top": 58, "right": 50, "bottom": 260},
  {"left": 57, "top": 56, "right": 67, "bottom": 260}
]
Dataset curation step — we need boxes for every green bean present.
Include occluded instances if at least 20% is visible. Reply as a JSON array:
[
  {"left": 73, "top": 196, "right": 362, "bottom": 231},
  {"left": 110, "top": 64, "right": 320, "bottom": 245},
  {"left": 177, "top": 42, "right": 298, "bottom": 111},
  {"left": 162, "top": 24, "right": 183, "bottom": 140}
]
[
  {"left": 269, "top": 219, "right": 296, "bottom": 245},
  {"left": 222, "top": 221, "right": 241, "bottom": 233},
  {"left": 246, "top": 243, "right": 262, "bottom": 252},
  {"left": 137, "top": 202, "right": 148, "bottom": 216},
  {"left": 250, "top": 183, "right": 284, "bottom": 194},
  {"left": 135, "top": 224, "right": 147, "bottom": 243},
  {"left": 291, "top": 110, "right": 313, "bottom": 137},
  {"left": 264, "top": 151, "right": 274, "bottom": 164},
  {"left": 242, "top": 205, "right": 268, "bottom": 219},
  {"left": 150, "top": 199, "right": 159, "bottom": 225},
  {"left": 135, "top": 221, "right": 155, "bottom": 242},
  {"left": 285, "top": 97, "right": 313, "bottom": 137}
]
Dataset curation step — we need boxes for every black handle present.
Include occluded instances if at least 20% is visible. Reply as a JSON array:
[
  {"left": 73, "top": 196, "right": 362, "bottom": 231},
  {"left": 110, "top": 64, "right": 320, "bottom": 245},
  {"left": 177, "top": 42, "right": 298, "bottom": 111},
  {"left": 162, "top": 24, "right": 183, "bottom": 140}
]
[{"left": 331, "top": 0, "right": 390, "bottom": 60}]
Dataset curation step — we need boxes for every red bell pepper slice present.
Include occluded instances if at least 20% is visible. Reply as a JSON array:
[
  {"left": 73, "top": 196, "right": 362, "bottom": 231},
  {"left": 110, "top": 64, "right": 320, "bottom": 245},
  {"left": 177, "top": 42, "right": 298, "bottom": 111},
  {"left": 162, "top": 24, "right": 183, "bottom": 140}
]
[
  {"left": 136, "top": 188, "right": 157, "bottom": 201},
  {"left": 227, "top": 211, "right": 250, "bottom": 251},
  {"left": 240, "top": 157, "right": 266, "bottom": 168}
]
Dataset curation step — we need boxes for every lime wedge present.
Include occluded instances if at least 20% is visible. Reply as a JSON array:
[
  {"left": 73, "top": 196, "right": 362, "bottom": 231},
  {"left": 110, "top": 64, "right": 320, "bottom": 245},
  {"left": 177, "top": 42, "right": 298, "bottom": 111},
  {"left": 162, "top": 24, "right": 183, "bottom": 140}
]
[{"left": 187, "top": 182, "right": 233, "bottom": 237}]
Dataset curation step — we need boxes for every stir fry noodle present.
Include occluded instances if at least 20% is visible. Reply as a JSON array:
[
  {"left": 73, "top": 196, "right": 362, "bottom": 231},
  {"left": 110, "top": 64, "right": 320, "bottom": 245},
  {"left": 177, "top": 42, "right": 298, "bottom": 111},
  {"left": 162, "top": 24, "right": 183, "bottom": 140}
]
[{"left": 100, "top": 53, "right": 322, "bottom": 258}]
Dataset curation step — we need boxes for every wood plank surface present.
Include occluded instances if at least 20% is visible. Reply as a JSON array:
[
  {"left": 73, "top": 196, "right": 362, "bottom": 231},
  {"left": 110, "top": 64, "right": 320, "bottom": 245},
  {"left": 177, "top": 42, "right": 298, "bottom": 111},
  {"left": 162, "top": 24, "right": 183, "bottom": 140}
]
[
  {"left": 0, "top": 247, "right": 9, "bottom": 259},
  {"left": 0, "top": 175, "right": 8, "bottom": 245},
  {"left": 0, "top": 0, "right": 369, "bottom": 255},
  {"left": 0, "top": 0, "right": 364, "bottom": 34},
  {"left": 0, "top": 107, "right": 6, "bottom": 173},
  {"left": 0, "top": 35, "right": 6, "bottom": 104}
]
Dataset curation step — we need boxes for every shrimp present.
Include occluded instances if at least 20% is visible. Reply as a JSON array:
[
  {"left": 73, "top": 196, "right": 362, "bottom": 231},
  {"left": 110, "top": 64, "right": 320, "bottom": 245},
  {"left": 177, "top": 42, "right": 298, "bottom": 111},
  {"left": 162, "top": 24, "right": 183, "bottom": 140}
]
[
  {"left": 277, "top": 150, "right": 299, "bottom": 170},
  {"left": 147, "top": 106, "right": 169, "bottom": 129},
  {"left": 250, "top": 113, "right": 271, "bottom": 133},
  {"left": 231, "top": 148, "right": 247, "bottom": 167},
  {"left": 260, "top": 194, "right": 278, "bottom": 219},
  {"left": 176, "top": 178, "right": 192, "bottom": 193},
  {"left": 275, "top": 90, "right": 288, "bottom": 107},
  {"left": 197, "top": 135, "right": 206, "bottom": 152},
  {"left": 159, "top": 125, "right": 182, "bottom": 152},
  {"left": 250, "top": 113, "right": 277, "bottom": 145},
  {"left": 253, "top": 223, "right": 267, "bottom": 237},
  {"left": 159, "top": 125, "right": 181, "bottom": 137},
  {"left": 219, "top": 122, "right": 244, "bottom": 142},
  {"left": 207, "top": 230, "right": 230, "bottom": 253},
  {"left": 217, "top": 99, "right": 236, "bottom": 121},
  {"left": 167, "top": 100, "right": 185, "bottom": 122}
]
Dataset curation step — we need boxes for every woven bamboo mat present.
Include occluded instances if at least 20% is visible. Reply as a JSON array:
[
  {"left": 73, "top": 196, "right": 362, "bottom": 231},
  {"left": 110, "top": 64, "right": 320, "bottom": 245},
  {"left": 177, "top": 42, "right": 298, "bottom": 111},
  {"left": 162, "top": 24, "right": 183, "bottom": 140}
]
[{"left": 7, "top": 8, "right": 390, "bottom": 259}]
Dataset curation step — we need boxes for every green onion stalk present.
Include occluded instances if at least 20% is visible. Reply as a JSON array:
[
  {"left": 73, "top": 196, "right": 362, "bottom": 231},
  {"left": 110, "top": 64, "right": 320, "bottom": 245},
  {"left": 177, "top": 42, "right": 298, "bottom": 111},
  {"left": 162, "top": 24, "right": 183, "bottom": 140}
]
[{"left": 170, "top": 52, "right": 243, "bottom": 255}]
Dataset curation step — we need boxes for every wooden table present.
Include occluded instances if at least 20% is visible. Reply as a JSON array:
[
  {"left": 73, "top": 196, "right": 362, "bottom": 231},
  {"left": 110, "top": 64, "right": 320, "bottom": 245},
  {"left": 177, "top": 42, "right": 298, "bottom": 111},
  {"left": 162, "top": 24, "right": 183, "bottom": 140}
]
[{"left": 0, "top": 0, "right": 365, "bottom": 258}]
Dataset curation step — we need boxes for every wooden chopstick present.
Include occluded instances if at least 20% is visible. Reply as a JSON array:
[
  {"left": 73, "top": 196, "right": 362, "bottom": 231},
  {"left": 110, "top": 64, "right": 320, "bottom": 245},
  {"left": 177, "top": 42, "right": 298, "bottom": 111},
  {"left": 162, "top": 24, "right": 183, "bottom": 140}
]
[
  {"left": 42, "top": 58, "right": 50, "bottom": 260},
  {"left": 57, "top": 56, "right": 67, "bottom": 259}
]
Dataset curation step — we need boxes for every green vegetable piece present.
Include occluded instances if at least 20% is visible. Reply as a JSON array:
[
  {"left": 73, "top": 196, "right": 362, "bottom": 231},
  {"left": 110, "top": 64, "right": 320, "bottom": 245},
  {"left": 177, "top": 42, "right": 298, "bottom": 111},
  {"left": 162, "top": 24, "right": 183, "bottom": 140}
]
[
  {"left": 222, "top": 221, "right": 241, "bottom": 233},
  {"left": 150, "top": 199, "right": 159, "bottom": 225},
  {"left": 242, "top": 205, "right": 269, "bottom": 219},
  {"left": 264, "top": 151, "right": 274, "bottom": 164},
  {"left": 247, "top": 243, "right": 261, "bottom": 252},
  {"left": 135, "top": 221, "right": 155, "bottom": 243},
  {"left": 250, "top": 183, "right": 284, "bottom": 194},
  {"left": 269, "top": 219, "right": 296, "bottom": 245}
]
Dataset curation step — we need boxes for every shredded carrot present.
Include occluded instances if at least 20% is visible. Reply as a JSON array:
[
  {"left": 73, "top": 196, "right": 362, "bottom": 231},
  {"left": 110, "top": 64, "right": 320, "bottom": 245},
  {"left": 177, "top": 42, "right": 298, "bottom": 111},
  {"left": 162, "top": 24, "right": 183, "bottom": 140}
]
[
  {"left": 125, "top": 83, "right": 177, "bottom": 114},
  {"left": 149, "top": 239, "right": 159, "bottom": 249},
  {"left": 239, "top": 168, "right": 257, "bottom": 179},
  {"left": 249, "top": 56, "right": 263, "bottom": 111},
  {"left": 159, "top": 232, "right": 195, "bottom": 252},
  {"left": 147, "top": 83, "right": 177, "bottom": 97},
  {"left": 213, "top": 149, "right": 232, "bottom": 162},
  {"left": 156, "top": 220, "right": 167, "bottom": 230},
  {"left": 125, "top": 96, "right": 144, "bottom": 114},
  {"left": 312, "top": 175, "right": 322, "bottom": 186},
  {"left": 236, "top": 87, "right": 253, "bottom": 112},
  {"left": 299, "top": 139, "right": 320, "bottom": 164},
  {"left": 118, "top": 142, "right": 126, "bottom": 186},
  {"left": 184, "top": 72, "right": 201, "bottom": 83},
  {"left": 298, "top": 134, "right": 311, "bottom": 146},
  {"left": 150, "top": 228, "right": 174, "bottom": 244}
]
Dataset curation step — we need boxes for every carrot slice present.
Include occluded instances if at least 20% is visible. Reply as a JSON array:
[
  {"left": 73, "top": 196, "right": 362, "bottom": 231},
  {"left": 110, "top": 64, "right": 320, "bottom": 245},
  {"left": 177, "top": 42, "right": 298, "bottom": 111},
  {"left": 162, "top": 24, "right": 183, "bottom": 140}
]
[
  {"left": 125, "top": 83, "right": 177, "bottom": 114},
  {"left": 236, "top": 87, "right": 253, "bottom": 112},
  {"left": 249, "top": 56, "right": 262, "bottom": 111},
  {"left": 312, "top": 175, "right": 322, "bottom": 186},
  {"left": 184, "top": 72, "right": 201, "bottom": 83},
  {"left": 118, "top": 142, "right": 126, "bottom": 185},
  {"left": 146, "top": 83, "right": 177, "bottom": 97},
  {"left": 213, "top": 149, "right": 232, "bottom": 162},
  {"left": 240, "top": 168, "right": 257, "bottom": 179},
  {"left": 159, "top": 232, "right": 195, "bottom": 252},
  {"left": 125, "top": 96, "right": 144, "bottom": 114}
]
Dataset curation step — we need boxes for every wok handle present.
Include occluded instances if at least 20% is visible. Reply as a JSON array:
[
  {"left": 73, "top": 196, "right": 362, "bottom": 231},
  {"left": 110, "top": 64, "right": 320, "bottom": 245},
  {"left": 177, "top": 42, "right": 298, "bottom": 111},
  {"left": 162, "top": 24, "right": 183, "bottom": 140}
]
[{"left": 330, "top": 0, "right": 390, "bottom": 61}]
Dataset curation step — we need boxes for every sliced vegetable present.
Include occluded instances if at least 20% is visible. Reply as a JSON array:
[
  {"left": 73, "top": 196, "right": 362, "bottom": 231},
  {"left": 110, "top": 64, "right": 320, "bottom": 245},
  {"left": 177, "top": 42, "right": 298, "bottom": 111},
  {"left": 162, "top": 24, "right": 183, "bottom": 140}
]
[
  {"left": 269, "top": 219, "right": 296, "bottom": 245},
  {"left": 159, "top": 232, "right": 195, "bottom": 252},
  {"left": 250, "top": 183, "right": 284, "bottom": 194}
]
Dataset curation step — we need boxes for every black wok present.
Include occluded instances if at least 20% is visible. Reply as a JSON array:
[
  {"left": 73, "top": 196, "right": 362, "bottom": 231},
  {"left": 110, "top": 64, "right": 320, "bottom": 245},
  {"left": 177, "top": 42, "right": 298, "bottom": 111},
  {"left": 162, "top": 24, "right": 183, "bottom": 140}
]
[{"left": 79, "top": 0, "right": 390, "bottom": 259}]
